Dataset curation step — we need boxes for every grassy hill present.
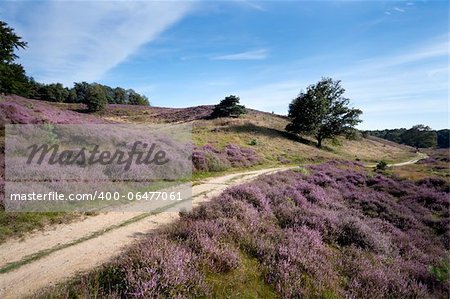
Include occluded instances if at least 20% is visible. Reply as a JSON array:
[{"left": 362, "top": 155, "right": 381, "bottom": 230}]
[
  {"left": 1, "top": 95, "right": 416, "bottom": 164},
  {"left": 1, "top": 96, "right": 448, "bottom": 298},
  {"left": 0, "top": 95, "right": 417, "bottom": 241}
]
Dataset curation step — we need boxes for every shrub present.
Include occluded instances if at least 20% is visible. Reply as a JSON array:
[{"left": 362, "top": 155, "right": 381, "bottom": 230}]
[
  {"left": 211, "top": 95, "right": 247, "bottom": 118},
  {"left": 376, "top": 160, "right": 388, "bottom": 170},
  {"left": 248, "top": 138, "right": 259, "bottom": 146}
]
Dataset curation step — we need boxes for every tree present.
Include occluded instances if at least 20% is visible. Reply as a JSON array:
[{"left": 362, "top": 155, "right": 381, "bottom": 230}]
[
  {"left": 127, "top": 89, "right": 149, "bottom": 106},
  {"left": 400, "top": 125, "right": 437, "bottom": 148},
  {"left": 114, "top": 87, "right": 126, "bottom": 104},
  {"left": 0, "top": 63, "right": 31, "bottom": 96},
  {"left": 0, "top": 21, "right": 27, "bottom": 64},
  {"left": 99, "top": 84, "right": 114, "bottom": 103},
  {"left": 65, "top": 87, "right": 77, "bottom": 103},
  {"left": 437, "top": 129, "right": 449, "bottom": 148},
  {"left": 0, "top": 21, "right": 31, "bottom": 96},
  {"left": 211, "top": 95, "right": 247, "bottom": 118},
  {"left": 84, "top": 84, "right": 107, "bottom": 112},
  {"left": 286, "top": 78, "right": 362, "bottom": 147},
  {"left": 38, "top": 83, "right": 68, "bottom": 102},
  {"left": 73, "top": 81, "right": 90, "bottom": 103}
]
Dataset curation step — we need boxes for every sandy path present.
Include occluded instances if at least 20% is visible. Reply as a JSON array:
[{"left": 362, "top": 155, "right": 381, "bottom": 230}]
[
  {"left": 0, "top": 166, "right": 293, "bottom": 299},
  {"left": 365, "top": 152, "right": 428, "bottom": 168},
  {"left": 387, "top": 152, "right": 428, "bottom": 167}
]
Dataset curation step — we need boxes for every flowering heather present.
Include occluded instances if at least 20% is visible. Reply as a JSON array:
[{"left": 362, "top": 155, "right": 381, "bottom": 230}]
[
  {"left": 192, "top": 144, "right": 261, "bottom": 172},
  {"left": 114, "top": 234, "right": 206, "bottom": 298},
  {"left": 0, "top": 95, "right": 107, "bottom": 124},
  {"left": 37, "top": 160, "right": 450, "bottom": 298}
]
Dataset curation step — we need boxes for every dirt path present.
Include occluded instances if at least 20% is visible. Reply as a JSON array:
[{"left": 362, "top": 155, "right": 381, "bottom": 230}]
[
  {"left": 387, "top": 152, "right": 428, "bottom": 167},
  {"left": 365, "top": 152, "right": 428, "bottom": 168},
  {"left": 0, "top": 166, "right": 293, "bottom": 299}
]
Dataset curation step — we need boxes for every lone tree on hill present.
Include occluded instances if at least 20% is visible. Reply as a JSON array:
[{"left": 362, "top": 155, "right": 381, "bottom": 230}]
[
  {"left": 211, "top": 95, "right": 247, "bottom": 118},
  {"left": 286, "top": 78, "right": 362, "bottom": 147}
]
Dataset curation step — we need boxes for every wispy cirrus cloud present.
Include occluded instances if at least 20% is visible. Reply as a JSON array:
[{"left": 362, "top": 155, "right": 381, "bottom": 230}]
[
  {"left": 354, "top": 37, "right": 448, "bottom": 69},
  {"left": 1, "top": 1, "right": 196, "bottom": 86},
  {"left": 233, "top": 0, "right": 267, "bottom": 12},
  {"left": 211, "top": 49, "right": 268, "bottom": 61},
  {"left": 384, "top": 2, "right": 413, "bottom": 16}
]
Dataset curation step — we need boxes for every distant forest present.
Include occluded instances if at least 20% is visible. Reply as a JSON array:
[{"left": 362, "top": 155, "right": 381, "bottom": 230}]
[{"left": 364, "top": 125, "right": 449, "bottom": 149}]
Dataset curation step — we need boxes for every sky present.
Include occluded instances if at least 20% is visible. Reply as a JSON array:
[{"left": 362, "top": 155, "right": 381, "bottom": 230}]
[{"left": 1, "top": 0, "right": 448, "bottom": 130}]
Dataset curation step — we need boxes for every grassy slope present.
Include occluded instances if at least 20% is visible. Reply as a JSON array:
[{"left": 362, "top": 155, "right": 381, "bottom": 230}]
[
  {"left": 95, "top": 103, "right": 416, "bottom": 165},
  {"left": 0, "top": 96, "right": 416, "bottom": 241}
]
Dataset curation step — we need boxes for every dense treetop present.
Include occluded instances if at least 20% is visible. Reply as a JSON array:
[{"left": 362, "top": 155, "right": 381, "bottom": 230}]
[{"left": 286, "top": 78, "right": 362, "bottom": 147}]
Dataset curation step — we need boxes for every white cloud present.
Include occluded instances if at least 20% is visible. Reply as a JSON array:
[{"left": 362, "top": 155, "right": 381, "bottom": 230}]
[
  {"left": 211, "top": 49, "right": 268, "bottom": 61},
  {"left": 393, "top": 7, "right": 405, "bottom": 13},
  {"left": 3, "top": 1, "right": 195, "bottom": 86}
]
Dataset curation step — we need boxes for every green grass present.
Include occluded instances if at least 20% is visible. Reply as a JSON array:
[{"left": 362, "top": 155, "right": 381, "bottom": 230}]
[
  {"left": 0, "top": 211, "right": 81, "bottom": 243},
  {"left": 192, "top": 115, "right": 416, "bottom": 166},
  {"left": 203, "top": 253, "right": 278, "bottom": 299}
]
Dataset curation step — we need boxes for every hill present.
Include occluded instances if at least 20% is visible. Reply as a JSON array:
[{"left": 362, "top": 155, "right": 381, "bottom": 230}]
[
  {"left": 0, "top": 95, "right": 418, "bottom": 241},
  {"left": 1, "top": 95, "right": 416, "bottom": 165},
  {"left": 0, "top": 96, "right": 447, "bottom": 299}
]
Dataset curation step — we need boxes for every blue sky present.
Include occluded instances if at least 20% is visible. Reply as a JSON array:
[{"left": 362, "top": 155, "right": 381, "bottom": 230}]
[{"left": 1, "top": 1, "right": 448, "bottom": 129}]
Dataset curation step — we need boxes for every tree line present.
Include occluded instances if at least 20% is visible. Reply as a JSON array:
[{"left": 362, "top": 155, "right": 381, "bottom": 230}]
[
  {"left": 0, "top": 21, "right": 149, "bottom": 111},
  {"left": 363, "top": 126, "right": 449, "bottom": 149}
]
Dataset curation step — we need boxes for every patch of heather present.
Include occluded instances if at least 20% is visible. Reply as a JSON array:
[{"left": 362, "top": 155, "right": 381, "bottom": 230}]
[
  {"left": 103, "top": 104, "right": 214, "bottom": 123},
  {"left": 38, "top": 160, "right": 449, "bottom": 298},
  {"left": 192, "top": 144, "right": 261, "bottom": 172},
  {"left": 117, "top": 234, "right": 207, "bottom": 298},
  {"left": 0, "top": 95, "right": 107, "bottom": 124}
]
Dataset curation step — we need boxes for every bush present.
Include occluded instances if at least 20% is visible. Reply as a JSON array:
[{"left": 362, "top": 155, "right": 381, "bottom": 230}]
[
  {"left": 211, "top": 95, "right": 247, "bottom": 118},
  {"left": 376, "top": 160, "right": 388, "bottom": 170}
]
